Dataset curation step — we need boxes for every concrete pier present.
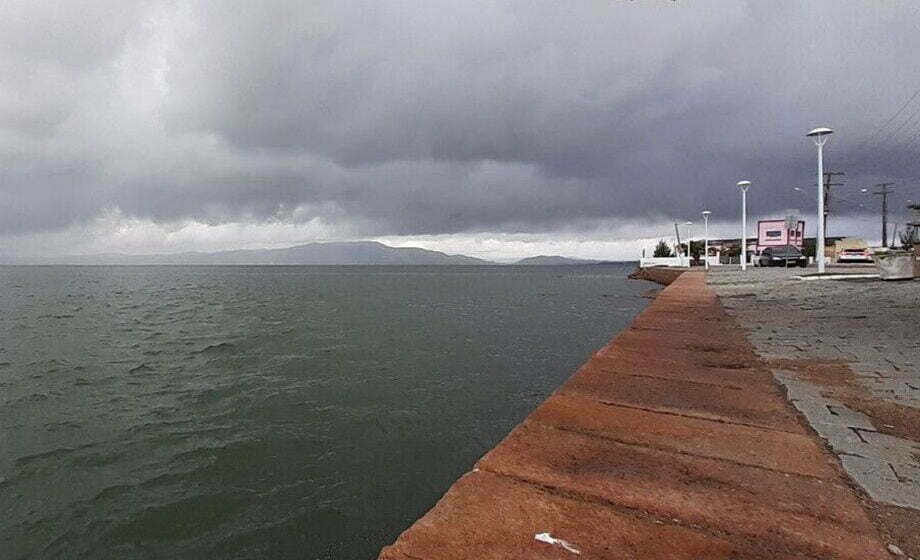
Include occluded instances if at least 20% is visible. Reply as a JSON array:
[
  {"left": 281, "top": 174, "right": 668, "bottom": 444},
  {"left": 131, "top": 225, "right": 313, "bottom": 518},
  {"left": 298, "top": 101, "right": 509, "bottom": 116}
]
[{"left": 379, "top": 271, "right": 891, "bottom": 559}]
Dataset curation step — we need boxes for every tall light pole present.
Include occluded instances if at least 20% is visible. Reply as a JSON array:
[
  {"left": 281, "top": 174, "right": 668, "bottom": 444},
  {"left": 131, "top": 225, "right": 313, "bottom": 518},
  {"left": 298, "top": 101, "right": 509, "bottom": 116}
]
[
  {"left": 674, "top": 222, "right": 684, "bottom": 267},
  {"left": 685, "top": 221, "right": 693, "bottom": 263},
  {"left": 737, "top": 181, "right": 751, "bottom": 270},
  {"left": 806, "top": 127, "right": 833, "bottom": 273},
  {"left": 702, "top": 210, "right": 711, "bottom": 270}
]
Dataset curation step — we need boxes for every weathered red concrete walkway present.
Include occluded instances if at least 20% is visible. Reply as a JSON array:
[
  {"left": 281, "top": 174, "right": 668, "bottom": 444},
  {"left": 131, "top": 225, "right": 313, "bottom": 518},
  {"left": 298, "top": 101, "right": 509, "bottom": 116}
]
[{"left": 379, "top": 272, "right": 889, "bottom": 559}]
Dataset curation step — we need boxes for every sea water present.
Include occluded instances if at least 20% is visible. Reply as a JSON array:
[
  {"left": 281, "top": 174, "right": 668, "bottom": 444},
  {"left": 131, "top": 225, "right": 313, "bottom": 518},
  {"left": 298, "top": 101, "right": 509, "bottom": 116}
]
[{"left": 0, "top": 264, "right": 648, "bottom": 559}]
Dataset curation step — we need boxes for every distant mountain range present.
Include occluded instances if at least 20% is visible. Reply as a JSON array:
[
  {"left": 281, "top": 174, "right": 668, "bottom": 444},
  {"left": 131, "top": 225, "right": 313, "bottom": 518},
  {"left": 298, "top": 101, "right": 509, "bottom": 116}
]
[
  {"left": 2, "top": 242, "right": 629, "bottom": 266},
  {"left": 15, "top": 241, "right": 491, "bottom": 266},
  {"left": 514, "top": 255, "right": 601, "bottom": 265}
]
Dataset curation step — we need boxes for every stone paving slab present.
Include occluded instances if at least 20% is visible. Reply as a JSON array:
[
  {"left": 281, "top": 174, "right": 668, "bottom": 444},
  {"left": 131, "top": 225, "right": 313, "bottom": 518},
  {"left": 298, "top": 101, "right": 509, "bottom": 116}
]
[
  {"left": 477, "top": 421, "right": 881, "bottom": 559},
  {"left": 630, "top": 314, "right": 738, "bottom": 333},
  {"left": 841, "top": 455, "right": 920, "bottom": 508},
  {"left": 379, "top": 470, "right": 753, "bottom": 560},
  {"left": 708, "top": 267, "right": 920, "bottom": 514},
  {"left": 589, "top": 351, "right": 779, "bottom": 391},
  {"left": 893, "top": 462, "right": 920, "bottom": 483},
  {"left": 561, "top": 356, "right": 805, "bottom": 433},
  {"left": 600, "top": 342, "right": 756, "bottom": 372},
  {"left": 530, "top": 394, "right": 836, "bottom": 478},
  {"left": 379, "top": 272, "right": 889, "bottom": 559}
]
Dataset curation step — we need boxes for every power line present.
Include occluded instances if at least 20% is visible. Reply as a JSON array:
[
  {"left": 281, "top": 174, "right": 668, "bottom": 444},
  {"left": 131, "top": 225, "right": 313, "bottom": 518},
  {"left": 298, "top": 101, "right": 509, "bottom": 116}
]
[
  {"left": 861, "top": 110, "right": 920, "bottom": 169},
  {"left": 855, "top": 83, "right": 920, "bottom": 152},
  {"left": 861, "top": 123, "right": 920, "bottom": 176},
  {"left": 871, "top": 99, "right": 920, "bottom": 151},
  {"left": 850, "top": 83, "right": 920, "bottom": 176}
]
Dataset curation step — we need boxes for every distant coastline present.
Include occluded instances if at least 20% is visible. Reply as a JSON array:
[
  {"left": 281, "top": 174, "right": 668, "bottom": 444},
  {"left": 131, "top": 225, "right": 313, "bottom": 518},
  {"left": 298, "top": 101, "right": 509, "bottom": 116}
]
[
  {"left": 514, "top": 255, "right": 600, "bottom": 266},
  {"left": 0, "top": 241, "right": 634, "bottom": 267}
]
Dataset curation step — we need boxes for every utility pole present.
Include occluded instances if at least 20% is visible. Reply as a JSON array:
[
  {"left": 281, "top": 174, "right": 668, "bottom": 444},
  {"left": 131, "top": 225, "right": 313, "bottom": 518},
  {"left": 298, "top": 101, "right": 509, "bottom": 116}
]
[
  {"left": 873, "top": 183, "right": 894, "bottom": 247},
  {"left": 822, "top": 171, "right": 845, "bottom": 239}
]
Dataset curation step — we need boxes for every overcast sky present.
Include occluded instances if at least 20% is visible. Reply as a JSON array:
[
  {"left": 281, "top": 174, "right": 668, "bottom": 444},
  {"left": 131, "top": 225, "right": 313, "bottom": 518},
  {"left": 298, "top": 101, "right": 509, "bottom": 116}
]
[{"left": 2, "top": 0, "right": 920, "bottom": 260}]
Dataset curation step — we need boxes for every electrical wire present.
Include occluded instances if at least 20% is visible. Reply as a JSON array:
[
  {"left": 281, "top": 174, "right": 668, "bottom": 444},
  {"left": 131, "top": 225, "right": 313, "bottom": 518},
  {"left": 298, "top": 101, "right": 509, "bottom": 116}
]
[{"left": 854, "top": 83, "right": 920, "bottom": 153}]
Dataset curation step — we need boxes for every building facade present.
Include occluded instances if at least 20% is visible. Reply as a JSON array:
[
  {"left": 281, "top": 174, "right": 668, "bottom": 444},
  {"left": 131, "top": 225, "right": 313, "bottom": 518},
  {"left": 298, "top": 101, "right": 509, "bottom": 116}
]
[{"left": 756, "top": 219, "right": 805, "bottom": 252}]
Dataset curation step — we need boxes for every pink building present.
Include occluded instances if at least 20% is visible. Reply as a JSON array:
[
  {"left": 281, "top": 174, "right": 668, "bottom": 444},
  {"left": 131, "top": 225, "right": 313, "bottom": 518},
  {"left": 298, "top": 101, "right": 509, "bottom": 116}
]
[{"left": 756, "top": 219, "right": 805, "bottom": 253}]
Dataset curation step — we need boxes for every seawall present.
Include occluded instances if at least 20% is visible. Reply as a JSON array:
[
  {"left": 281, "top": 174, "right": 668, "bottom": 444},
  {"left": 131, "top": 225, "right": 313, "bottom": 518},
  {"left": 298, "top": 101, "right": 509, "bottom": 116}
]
[
  {"left": 626, "top": 265, "right": 685, "bottom": 286},
  {"left": 379, "top": 271, "right": 889, "bottom": 559}
]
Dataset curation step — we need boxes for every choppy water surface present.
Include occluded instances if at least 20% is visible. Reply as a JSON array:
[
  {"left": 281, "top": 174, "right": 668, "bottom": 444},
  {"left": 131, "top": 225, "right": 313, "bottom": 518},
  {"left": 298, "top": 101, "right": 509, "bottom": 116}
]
[{"left": 0, "top": 265, "right": 648, "bottom": 559}]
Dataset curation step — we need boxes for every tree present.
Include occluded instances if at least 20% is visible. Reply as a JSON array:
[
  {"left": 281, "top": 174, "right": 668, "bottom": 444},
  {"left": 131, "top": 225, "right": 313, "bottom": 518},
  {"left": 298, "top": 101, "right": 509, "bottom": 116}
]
[
  {"left": 678, "top": 240, "right": 705, "bottom": 264},
  {"left": 653, "top": 240, "right": 673, "bottom": 258},
  {"left": 689, "top": 240, "right": 704, "bottom": 263}
]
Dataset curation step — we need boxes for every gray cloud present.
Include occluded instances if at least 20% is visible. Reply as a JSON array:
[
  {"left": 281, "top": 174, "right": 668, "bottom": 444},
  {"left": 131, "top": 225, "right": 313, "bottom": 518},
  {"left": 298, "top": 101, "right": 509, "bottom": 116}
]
[{"left": 2, "top": 0, "right": 920, "bottom": 244}]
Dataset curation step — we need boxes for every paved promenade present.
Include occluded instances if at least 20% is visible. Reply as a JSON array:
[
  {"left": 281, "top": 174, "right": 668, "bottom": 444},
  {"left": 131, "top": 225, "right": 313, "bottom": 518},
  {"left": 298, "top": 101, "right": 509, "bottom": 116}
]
[
  {"left": 379, "top": 272, "right": 891, "bottom": 559},
  {"left": 708, "top": 266, "right": 919, "bottom": 556}
]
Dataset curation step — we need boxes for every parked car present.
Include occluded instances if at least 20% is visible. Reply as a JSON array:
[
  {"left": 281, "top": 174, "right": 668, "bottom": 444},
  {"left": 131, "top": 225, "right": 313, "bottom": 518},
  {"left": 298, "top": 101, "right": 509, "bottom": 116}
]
[
  {"left": 756, "top": 245, "right": 808, "bottom": 267},
  {"left": 837, "top": 247, "right": 874, "bottom": 263}
]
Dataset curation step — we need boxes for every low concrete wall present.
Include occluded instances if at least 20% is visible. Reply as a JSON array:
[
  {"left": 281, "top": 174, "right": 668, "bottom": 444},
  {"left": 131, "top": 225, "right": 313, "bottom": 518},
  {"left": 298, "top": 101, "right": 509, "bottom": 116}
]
[
  {"left": 639, "top": 256, "right": 687, "bottom": 268},
  {"left": 639, "top": 257, "right": 719, "bottom": 269}
]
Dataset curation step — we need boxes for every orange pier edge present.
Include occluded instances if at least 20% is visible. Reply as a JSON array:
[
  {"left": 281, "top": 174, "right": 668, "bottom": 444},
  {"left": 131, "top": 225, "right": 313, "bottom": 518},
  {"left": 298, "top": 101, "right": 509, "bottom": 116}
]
[{"left": 378, "top": 271, "right": 889, "bottom": 560}]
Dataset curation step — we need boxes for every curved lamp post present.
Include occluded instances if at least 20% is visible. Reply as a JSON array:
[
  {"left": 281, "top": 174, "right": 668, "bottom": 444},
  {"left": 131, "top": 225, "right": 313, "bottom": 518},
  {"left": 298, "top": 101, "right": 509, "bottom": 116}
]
[
  {"left": 806, "top": 127, "right": 833, "bottom": 273},
  {"left": 737, "top": 181, "right": 751, "bottom": 270},
  {"left": 701, "top": 210, "right": 712, "bottom": 270}
]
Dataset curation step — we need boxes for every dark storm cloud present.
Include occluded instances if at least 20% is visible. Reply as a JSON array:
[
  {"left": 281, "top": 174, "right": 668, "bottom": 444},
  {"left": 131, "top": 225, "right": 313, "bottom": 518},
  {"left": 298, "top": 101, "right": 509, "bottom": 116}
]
[{"left": 2, "top": 0, "right": 920, "bottom": 239}]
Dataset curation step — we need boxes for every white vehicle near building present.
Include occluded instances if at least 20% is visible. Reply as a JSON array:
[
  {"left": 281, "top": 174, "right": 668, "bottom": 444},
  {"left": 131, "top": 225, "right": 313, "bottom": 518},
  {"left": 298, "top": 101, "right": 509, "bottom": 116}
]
[{"left": 835, "top": 238, "right": 874, "bottom": 263}]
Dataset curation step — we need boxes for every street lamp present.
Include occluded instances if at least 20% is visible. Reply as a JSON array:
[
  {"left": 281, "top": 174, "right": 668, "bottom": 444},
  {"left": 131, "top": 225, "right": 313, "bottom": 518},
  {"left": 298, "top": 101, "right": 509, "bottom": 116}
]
[
  {"left": 806, "top": 127, "right": 834, "bottom": 273},
  {"left": 701, "top": 210, "right": 711, "bottom": 270},
  {"left": 737, "top": 180, "right": 751, "bottom": 270}
]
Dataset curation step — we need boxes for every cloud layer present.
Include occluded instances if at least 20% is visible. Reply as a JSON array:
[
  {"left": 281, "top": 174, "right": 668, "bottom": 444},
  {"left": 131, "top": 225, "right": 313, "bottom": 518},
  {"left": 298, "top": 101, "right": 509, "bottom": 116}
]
[{"left": 2, "top": 1, "right": 919, "bottom": 256}]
